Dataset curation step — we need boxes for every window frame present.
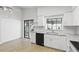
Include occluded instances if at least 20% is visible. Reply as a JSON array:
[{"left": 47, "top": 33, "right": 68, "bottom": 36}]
[{"left": 46, "top": 17, "right": 63, "bottom": 31}]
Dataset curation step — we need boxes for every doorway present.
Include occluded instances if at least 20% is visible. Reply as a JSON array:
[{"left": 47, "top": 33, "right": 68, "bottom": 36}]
[{"left": 24, "top": 20, "right": 33, "bottom": 39}]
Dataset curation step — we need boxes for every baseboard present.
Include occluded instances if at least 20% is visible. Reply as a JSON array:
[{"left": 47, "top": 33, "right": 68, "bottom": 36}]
[{"left": 0, "top": 37, "right": 21, "bottom": 45}]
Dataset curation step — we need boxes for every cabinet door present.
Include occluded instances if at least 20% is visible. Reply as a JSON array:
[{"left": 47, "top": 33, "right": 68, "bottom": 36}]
[
  {"left": 73, "top": 7, "right": 79, "bottom": 25},
  {"left": 53, "top": 36, "right": 67, "bottom": 50},
  {"left": 44, "top": 34, "right": 68, "bottom": 51},
  {"left": 48, "top": 35, "right": 58, "bottom": 48},
  {"left": 30, "top": 32, "right": 36, "bottom": 43},
  {"left": 63, "top": 12, "right": 73, "bottom": 26},
  {"left": 44, "top": 35, "right": 58, "bottom": 48},
  {"left": 44, "top": 34, "right": 52, "bottom": 47}
]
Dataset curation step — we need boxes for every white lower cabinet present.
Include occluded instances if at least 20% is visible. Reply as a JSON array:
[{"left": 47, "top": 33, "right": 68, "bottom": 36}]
[
  {"left": 30, "top": 32, "right": 36, "bottom": 43},
  {"left": 44, "top": 34, "right": 68, "bottom": 51}
]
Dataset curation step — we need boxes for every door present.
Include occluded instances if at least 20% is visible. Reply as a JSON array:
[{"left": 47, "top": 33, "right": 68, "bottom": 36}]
[{"left": 24, "top": 20, "right": 33, "bottom": 39}]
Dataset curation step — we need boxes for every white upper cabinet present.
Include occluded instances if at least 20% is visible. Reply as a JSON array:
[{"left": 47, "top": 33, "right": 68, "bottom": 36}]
[
  {"left": 63, "top": 12, "right": 73, "bottom": 26},
  {"left": 62, "top": 7, "right": 79, "bottom": 26},
  {"left": 73, "top": 7, "right": 79, "bottom": 25},
  {"left": 63, "top": 7, "right": 79, "bottom": 26}
]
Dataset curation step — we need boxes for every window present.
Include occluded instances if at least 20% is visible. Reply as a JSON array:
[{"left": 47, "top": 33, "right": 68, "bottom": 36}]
[{"left": 47, "top": 17, "right": 63, "bottom": 30}]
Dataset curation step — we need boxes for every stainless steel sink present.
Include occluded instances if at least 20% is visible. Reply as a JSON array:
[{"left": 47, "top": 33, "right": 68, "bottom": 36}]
[
  {"left": 46, "top": 32, "right": 58, "bottom": 35},
  {"left": 46, "top": 32, "right": 67, "bottom": 36},
  {"left": 57, "top": 34, "right": 67, "bottom": 36}
]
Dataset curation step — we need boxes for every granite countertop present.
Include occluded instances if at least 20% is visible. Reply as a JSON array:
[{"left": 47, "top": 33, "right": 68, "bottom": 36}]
[
  {"left": 31, "top": 30, "right": 79, "bottom": 41},
  {"left": 66, "top": 34, "right": 79, "bottom": 41}
]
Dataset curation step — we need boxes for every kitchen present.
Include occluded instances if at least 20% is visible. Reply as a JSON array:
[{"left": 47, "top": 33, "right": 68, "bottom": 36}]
[
  {"left": 28, "top": 6, "right": 79, "bottom": 52},
  {"left": 0, "top": 6, "right": 79, "bottom": 52}
]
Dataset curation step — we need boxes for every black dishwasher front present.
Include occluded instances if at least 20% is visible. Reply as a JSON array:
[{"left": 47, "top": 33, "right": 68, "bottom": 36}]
[{"left": 36, "top": 33, "right": 44, "bottom": 46}]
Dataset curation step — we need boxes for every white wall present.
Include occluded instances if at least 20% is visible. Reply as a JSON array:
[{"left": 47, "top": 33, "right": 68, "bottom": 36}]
[
  {"left": 63, "top": 26, "right": 77, "bottom": 34},
  {"left": 37, "top": 6, "right": 72, "bottom": 16},
  {"left": 0, "top": 19, "right": 1, "bottom": 43},
  {"left": 75, "top": 27, "right": 79, "bottom": 35},
  {"left": 37, "top": 6, "right": 77, "bottom": 34},
  {"left": 21, "top": 8, "right": 37, "bottom": 38},
  {"left": 0, "top": 7, "right": 22, "bottom": 44},
  {"left": 23, "top": 8, "right": 37, "bottom": 21}
]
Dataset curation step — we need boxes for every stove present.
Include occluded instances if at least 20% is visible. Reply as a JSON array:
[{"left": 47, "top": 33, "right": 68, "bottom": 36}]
[{"left": 70, "top": 41, "right": 79, "bottom": 52}]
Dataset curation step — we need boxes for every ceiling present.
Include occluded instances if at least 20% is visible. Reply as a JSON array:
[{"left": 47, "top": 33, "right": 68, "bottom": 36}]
[
  {"left": 17, "top": 6, "right": 73, "bottom": 10},
  {"left": 18, "top": 6, "right": 40, "bottom": 9}
]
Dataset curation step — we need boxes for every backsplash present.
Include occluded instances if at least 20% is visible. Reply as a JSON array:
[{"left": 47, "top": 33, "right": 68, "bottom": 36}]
[
  {"left": 33, "top": 25, "right": 79, "bottom": 35},
  {"left": 76, "top": 26, "right": 79, "bottom": 35},
  {"left": 63, "top": 26, "right": 77, "bottom": 35}
]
